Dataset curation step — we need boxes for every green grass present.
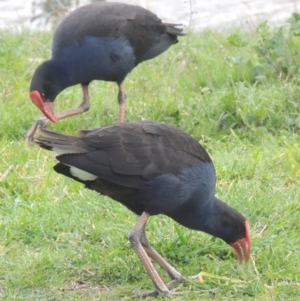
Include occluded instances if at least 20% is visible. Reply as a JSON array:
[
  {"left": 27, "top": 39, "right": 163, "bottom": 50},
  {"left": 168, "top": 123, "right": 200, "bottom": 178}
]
[{"left": 1, "top": 18, "right": 300, "bottom": 300}]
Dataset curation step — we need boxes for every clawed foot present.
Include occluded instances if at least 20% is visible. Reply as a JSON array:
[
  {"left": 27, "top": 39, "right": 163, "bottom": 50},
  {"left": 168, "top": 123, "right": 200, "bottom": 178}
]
[
  {"left": 25, "top": 118, "right": 50, "bottom": 145},
  {"left": 131, "top": 274, "right": 207, "bottom": 298},
  {"left": 131, "top": 286, "right": 177, "bottom": 299},
  {"left": 131, "top": 278, "right": 185, "bottom": 299}
]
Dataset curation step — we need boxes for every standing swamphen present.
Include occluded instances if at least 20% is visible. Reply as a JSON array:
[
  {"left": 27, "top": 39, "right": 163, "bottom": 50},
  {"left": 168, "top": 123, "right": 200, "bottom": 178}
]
[
  {"left": 35, "top": 121, "right": 251, "bottom": 297},
  {"left": 26, "top": 2, "right": 185, "bottom": 144}
]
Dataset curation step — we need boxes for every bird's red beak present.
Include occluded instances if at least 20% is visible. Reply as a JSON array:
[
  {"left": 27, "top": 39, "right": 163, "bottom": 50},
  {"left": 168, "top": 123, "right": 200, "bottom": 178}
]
[
  {"left": 30, "top": 91, "right": 57, "bottom": 123},
  {"left": 231, "top": 220, "right": 251, "bottom": 263}
]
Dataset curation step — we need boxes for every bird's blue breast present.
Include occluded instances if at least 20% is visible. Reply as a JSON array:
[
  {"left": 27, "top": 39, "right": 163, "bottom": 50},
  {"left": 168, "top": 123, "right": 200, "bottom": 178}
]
[
  {"left": 51, "top": 35, "right": 136, "bottom": 85},
  {"left": 140, "top": 162, "right": 216, "bottom": 218}
]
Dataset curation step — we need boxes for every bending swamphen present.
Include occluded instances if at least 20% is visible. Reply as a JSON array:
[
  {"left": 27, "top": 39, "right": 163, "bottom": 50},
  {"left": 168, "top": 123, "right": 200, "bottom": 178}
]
[
  {"left": 26, "top": 2, "right": 185, "bottom": 144},
  {"left": 35, "top": 121, "right": 251, "bottom": 297}
]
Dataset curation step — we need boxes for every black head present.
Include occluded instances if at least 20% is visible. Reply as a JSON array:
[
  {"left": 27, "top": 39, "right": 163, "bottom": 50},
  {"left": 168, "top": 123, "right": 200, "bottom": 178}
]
[
  {"left": 206, "top": 198, "right": 251, "bottom": 263},
  {"left": 29, "top": 61, "right": 64, "bottom": 122}
]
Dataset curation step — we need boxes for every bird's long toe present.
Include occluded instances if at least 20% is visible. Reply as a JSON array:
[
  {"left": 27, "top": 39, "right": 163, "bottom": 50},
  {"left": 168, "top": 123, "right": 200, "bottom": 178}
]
[
  {"left": 25, "top": 118, "right": 49, "bottom": 145},
  {"left": 132, "top": 288, "right": 171, "bottom": 299},
  {"left": 132, "top": 277, "right": 186, "bottom": 299},
  {"left": 173, "top": 274, "right": 186, "bottom": 283}
]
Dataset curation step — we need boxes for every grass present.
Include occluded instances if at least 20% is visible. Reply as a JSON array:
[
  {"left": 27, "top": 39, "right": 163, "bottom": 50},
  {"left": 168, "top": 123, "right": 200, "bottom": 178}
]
[{"left": 1, "top": 16, "right": 300, "bottom": 300}]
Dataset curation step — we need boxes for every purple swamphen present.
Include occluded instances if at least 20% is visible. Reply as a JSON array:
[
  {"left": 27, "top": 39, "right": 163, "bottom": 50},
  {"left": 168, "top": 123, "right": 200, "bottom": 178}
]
[
  {"left": 35, "top": 121, "right": 251, "bottom": 297},
  {"left": 26, "top": 2, "right": 185, "bottom": 144}
]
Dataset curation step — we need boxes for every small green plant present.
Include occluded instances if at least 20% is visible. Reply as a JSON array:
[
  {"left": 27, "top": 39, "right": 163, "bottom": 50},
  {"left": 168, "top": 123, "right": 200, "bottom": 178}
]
[{"left": 252, "top": 16, "right": 300, "bottom": 81}]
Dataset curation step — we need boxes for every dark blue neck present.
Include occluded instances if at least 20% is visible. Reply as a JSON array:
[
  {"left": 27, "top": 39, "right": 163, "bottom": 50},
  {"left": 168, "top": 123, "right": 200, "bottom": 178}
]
[
  {"left": 142, "top": 162, "right": 216, "bottom": 229},
  {"left": 141, "top": 162, "right": 244, "bottom": 245},
  {"left": 169, "top": 194, "right": 243, "bottom": 245},
  {"left": 49, "top": 60, "right": 72, "bottom": 90}
]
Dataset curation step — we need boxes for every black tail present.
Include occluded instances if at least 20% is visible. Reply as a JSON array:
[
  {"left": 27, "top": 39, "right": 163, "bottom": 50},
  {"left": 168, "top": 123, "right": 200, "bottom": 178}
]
[
  {"left": 165, "top": 23, "right": 186, "bottom": 36},
  {"left": 34, "top": 128, "right": 91, "bottom": 154}
]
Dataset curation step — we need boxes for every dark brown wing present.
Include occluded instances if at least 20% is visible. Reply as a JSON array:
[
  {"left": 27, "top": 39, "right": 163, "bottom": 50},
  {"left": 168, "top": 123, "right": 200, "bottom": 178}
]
[
  {"left": 36, "top": 121, "right": 210, "bottom": 189},
  {"left": 80, "top": 121, "right": 210, "bottom": 177}
]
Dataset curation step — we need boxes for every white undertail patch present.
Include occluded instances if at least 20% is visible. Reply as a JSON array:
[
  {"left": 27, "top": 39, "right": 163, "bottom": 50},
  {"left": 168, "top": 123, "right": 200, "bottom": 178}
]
[
  {"left": 52, "top": 147, "right": 96, "bottom": 181},
  {"left": 53, "top": 147, "right": 84, "bottom": 158},
  {"left": 70, "top": 166, "right": 97, "bottom": 181}
]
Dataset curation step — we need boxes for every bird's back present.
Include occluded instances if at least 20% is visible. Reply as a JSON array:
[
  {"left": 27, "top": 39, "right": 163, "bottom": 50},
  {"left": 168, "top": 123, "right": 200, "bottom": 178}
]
[
  {"left": 36, "top": 122, "right": 213, "bottom": 214},
  {"left": 52, "top": 2, "right": 185, "bottom": 66}
]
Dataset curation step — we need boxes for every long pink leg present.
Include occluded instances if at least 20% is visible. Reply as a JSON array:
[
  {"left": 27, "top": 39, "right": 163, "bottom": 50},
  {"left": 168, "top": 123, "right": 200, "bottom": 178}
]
[
  {"left": 140, "top": 230, "right": 185, "bottom": 282},
  {"left": 129, "top": 212, "right": 170, "bottom": 297},
  {"left": 117, "top": 82, "right": 127, "bottom": 122}
]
